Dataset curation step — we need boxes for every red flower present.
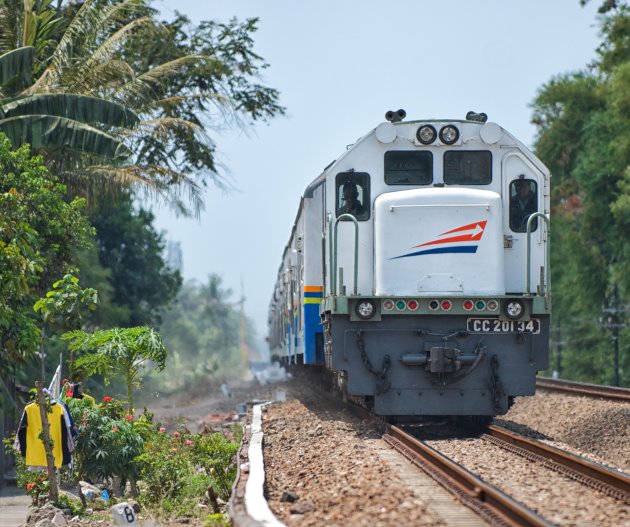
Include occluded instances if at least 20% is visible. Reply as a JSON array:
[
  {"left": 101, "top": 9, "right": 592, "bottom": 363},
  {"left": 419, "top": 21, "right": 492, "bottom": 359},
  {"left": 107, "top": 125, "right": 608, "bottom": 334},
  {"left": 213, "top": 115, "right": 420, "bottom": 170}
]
[
  {"left": 185, "top": 439, "right": 193, "bottom": 446},
  {"left": 112, "top": 427, "right": 118, "bottom": 432},
  {"left": 173, "top": 431, "right": 180, "bottom": 437},
  {"left": 125, "top": 414, "right": 133, "bottom": 421},
  {"left": 65, "top": 391, "right": 73, "bottom": 398},
  {"left": 26, "top": 483, "right": 35, "bottom": 492},
  {"left": 103, "top": 396, "right": 112, "bottom": 402}
]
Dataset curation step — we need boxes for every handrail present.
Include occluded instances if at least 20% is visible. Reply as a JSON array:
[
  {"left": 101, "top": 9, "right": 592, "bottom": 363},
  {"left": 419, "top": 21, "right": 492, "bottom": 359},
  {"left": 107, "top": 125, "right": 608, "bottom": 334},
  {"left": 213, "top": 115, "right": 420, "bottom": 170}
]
[
  {"left": 333, "top": 214, "right": 359, "bottom": 295},
  {"left": 526, "top": 212, "right": 550, "bottom": 295}
]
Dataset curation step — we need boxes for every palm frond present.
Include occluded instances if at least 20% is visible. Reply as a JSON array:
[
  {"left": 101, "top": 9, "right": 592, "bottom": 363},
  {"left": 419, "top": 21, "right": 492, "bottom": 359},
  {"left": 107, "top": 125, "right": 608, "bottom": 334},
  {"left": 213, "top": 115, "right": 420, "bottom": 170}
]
[
  {"left": 66, "top": 16, "right": 157, "bottom": 93},
  {"left": 138, "top": 92, "right": 230, "bottom": 114},
  {"left": 0, "top": 94, "right": 139, "bottom": 126},
  {"left": 0, "top": 47, "right": 34, "bottom": 87},
  {"left": 114, "top": 55, "right": 206, "bottom": 105},
  {"left": 68, "top": 59, "right": 135, "bottom": 95},
  {"left": 0, "top": 0, "right": 20, "bottom": 54},
  {"left": 80, "top": 164, "right": 206, "bottom": 217},
  {"left": 31, "top": 0, "right": 146, "bottom": 91},
  {"left": 0, "top": 114, "right": 131, "bottom": 158}
]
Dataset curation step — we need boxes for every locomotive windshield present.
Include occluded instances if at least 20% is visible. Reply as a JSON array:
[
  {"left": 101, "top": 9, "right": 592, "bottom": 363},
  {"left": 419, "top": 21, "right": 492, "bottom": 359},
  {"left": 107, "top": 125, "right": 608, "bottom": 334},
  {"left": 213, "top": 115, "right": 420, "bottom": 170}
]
[
  {"left": 335, "top": 172, "right": 370, "bottom": 221},
  {"left": 444, "top": 150, "right": 492, "bottom": 185},
  {"left": 384, "top": 151, "right": 433, "bottom": 185}
]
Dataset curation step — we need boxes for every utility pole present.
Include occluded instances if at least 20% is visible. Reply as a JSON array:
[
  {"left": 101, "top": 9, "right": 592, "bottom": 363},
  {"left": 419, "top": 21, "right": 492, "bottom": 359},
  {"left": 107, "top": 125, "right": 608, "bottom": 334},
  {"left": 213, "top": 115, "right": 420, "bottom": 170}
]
[
  {"left": 238, "top": 279, "right": 250, "bottom": 378},
  {"left": 550, "top": 320, "right": 566, "bottom": 379},
  {"left": 601, "top": 284, "right": 625, "bottom": 387}
]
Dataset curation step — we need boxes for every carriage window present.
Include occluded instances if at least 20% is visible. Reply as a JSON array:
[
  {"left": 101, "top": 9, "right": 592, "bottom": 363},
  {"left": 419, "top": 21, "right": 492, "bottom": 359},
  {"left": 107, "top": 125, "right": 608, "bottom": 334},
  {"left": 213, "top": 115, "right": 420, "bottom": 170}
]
[
  {"left": 384, "top": 151, "right": 433, "bottom": 185},
  {"left": 509, "top": 179, "right": 538, "bottom": 232},
  {"left": 335, "top": 172, "right": 370, "bottom": 221},
  {"left": 443, "top": 151, "right": 492, "bottom": 185}
]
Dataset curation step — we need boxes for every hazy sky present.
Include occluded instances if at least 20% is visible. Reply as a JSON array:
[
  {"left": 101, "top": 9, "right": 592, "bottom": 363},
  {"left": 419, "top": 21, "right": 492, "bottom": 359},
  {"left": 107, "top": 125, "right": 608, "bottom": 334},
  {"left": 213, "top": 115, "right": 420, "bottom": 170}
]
[{"left": 154, "top": 0, "right": 602, "bottom": 347}]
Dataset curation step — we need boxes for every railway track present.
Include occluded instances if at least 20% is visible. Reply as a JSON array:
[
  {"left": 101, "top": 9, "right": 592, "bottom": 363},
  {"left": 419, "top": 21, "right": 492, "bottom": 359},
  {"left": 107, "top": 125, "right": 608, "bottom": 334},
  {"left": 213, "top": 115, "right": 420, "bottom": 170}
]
[
  {"left": 536, "top": 377, "right": 630, "bottom": 402},
  {"left": 384, "top": 423, "right": 630, "bottom": 527}
]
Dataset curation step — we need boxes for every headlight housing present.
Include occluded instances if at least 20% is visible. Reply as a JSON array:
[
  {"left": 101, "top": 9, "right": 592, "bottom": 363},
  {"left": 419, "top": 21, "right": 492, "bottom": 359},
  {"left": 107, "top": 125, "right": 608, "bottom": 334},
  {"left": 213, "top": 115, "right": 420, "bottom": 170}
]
[
  {"left": 505, "top": 300, "right": 524, "bottom": 320},
  {"left": 416, "top": 124, "right": 437, "bottom": 144},
  {"left": 356, "top": 300, "right": 376, "bottom": 320},
  {"left": 439, "top": 125, "right": 460, "bottom": 145}
]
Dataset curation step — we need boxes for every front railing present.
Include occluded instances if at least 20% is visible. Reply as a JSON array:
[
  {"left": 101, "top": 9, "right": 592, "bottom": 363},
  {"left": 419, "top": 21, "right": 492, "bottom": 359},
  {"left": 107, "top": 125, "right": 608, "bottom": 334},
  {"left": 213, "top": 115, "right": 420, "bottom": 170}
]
[
  {"left": 330, "top": 214, "right": 359, "bottom": 296},
  {"left": 526, "top": 212, "right": 551, "bottom": 296}
]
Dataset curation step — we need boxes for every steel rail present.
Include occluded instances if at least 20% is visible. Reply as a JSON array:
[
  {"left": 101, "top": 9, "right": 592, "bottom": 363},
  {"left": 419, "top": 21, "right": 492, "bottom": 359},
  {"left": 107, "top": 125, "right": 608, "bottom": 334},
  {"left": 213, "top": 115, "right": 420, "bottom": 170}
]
[
  {"left": 385, "top": 425, "right": 553, "bottom": 527},
  {"left": 536, "top": 377, "right": 630, "bottom": 402},
  {"left": 486, "top": 425, "right": 630, "bottom": 503}
]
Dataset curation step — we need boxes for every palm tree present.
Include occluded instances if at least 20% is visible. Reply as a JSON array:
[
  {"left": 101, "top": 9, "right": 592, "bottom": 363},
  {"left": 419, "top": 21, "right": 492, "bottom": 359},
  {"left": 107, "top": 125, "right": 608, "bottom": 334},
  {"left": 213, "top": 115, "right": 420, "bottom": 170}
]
[{"left": 0, "top": 0, "right": 283, "bottom": 214}]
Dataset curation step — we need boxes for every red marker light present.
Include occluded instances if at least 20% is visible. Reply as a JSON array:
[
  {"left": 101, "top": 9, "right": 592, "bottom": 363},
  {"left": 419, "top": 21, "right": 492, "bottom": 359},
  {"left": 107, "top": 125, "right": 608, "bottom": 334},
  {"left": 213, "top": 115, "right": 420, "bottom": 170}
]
[
  {"left": 463, "top": 300, "right": 474, "bottom": 311},
  {"left": 407, "top": 300, "right": 419, "bottom": 311},
  {"left": 441, "top": 300, "right": 452, "bottom": 311}
]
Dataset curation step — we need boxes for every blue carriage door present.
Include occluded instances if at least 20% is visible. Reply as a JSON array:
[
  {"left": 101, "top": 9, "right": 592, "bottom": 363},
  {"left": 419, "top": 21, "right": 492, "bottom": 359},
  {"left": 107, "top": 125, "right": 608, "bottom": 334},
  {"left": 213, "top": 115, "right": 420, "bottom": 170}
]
[{"left": 303, "top": 180, "right": 326, "bottom": 364}]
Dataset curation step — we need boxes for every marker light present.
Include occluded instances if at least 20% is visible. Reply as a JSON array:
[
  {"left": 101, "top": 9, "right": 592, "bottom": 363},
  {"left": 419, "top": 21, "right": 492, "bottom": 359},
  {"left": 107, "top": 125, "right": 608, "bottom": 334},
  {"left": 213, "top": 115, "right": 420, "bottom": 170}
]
[
  {"left": 505, "top": 300, "right": 524, "bottom": 320},
  {"left": 439, "top": 125, "right": 460, "bottom": 145},
  {"left": 396, "top": 300, "right": 407, "bottom": 311},
  {"left": 416, "top": 124, "right": 437, "bottom": 144},
  {"left": 463, "top": 300, "right": 474, "bottom": 311},
  {"left": 441, "top": 300, "right": 453, "bottom": 311},
  {"left": 476, "top": 300, "right": 486, "bottom": 310},
  {"left": 383, "top": 299, "right": 395, "bottom": 311},
  {"left": 356, "top": 300, "right": 376, "bottom": 320},
  {"left": 428, "top": 299, "right": 440, "bottom": 311},
  {"left": 486, "top": 299, "right": 499, "bottom": 311},
  {"left": 407, "top": 300, "right": 419, "bottom": 311}
]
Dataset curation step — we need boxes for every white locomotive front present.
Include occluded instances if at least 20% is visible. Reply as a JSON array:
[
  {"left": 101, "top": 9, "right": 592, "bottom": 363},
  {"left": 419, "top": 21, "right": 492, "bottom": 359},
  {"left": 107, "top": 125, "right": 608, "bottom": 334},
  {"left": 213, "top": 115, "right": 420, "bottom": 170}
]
[{"left": 268, "top": 111, "right": 550, "bottom": 419}]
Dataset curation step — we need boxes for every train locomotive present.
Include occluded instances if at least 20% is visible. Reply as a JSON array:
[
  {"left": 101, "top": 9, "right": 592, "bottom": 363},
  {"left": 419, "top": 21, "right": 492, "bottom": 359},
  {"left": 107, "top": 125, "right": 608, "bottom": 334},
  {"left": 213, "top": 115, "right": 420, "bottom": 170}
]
[{"left": 268, "top": 111, "right": 550, "bottom": 419}]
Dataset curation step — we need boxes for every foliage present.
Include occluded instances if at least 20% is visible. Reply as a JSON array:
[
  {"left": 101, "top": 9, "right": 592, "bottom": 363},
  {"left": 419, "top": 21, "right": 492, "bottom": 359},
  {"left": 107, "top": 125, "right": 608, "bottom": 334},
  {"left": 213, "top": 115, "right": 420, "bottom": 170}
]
[
  {"left": 34, "top": 273, "right": 99, "bottom": 330},
  {"left": 532, "top": 3, "right": 630, "bottom": 385},
  {"left": 150, "top": 275, "right": 256, "bottom": 392},
  {"left": 89, "top": 194, "right": 181, "bottom": 327},
  {"left": 0, "top": 133, "right": 92, "bottom": 375},
  {"left": 136, "top": 422, "right": 240, "bottom": 515},
  {"left": 0, "top": 0, "right": 284, "bottom": 213},
  {"left": 65, "top": 396, "right": 144, "bottom": 487},
  {"left": 74, "top": 244, "right": 131, "bottom": 328},
  {"left": 64, "top": 326, "right": 168, "bottom": 412}
]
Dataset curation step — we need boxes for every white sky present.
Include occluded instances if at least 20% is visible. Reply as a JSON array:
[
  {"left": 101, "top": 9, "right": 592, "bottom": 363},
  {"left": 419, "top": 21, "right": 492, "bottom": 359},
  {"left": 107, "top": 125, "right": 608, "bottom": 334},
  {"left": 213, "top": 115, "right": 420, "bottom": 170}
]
[{"left": 153, "top": 0, "right": 602, "bottom": 347}]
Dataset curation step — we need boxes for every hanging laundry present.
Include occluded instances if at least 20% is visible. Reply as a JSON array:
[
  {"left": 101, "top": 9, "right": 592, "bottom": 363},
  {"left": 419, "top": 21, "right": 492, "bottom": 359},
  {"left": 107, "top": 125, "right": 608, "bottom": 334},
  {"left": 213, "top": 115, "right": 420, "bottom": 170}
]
[{"left": 15, "top": 397, "right": 74, "bottom": 469}]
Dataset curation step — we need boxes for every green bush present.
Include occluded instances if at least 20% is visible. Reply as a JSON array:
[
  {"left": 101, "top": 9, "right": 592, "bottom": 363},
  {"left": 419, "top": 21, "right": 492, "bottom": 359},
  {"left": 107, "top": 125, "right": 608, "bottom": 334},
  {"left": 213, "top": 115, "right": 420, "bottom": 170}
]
[
  {"left": 66, "top": 396, "right": 143, "bottom": 488},
  {"left": 136, "top": 424, "right": 240, "bottom": 515}
]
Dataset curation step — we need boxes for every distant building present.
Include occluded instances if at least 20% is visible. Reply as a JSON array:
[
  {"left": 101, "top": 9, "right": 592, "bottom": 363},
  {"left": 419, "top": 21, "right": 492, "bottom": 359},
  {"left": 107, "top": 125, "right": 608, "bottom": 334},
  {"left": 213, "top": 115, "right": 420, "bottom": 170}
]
[{"left": 165, "top": 241, "right": 183, "bottom": 273}]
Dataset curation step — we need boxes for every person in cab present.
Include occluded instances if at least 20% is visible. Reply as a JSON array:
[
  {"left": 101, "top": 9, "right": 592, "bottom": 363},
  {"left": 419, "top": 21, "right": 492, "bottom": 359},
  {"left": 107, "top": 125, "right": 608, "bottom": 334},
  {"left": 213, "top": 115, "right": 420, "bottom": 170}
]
[
  {"left": 340, "top": 182, "right": 366, "bottom": 217},
  {"left": 510, "top": 179, "right": 537, "bottom": 232}
]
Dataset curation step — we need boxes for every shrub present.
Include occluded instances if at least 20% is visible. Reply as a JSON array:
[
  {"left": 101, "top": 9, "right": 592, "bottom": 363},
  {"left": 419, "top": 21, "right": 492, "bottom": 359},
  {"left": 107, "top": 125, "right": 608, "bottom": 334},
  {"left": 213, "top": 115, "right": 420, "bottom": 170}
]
[
  {"left": 136, "top": 424, "right": 240, "bottom": 514},
  {"left": 67, "top": 396, "right": 143, "bottom": 489}
]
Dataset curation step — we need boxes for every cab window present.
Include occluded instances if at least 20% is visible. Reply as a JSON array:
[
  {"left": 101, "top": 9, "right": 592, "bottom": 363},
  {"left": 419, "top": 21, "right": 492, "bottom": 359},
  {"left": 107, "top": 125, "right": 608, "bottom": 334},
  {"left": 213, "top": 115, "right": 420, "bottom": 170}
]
[
  {"left": 444, "top": 151, "right": 492, "bottom": 185},
  {"left": 335, "top": 172, "right": 370, "bottom": 221},
  {"left": 509, "top": 179, "right": 538, "bottom": 232},
  {"left": 384, "top": 151, "right": 433, "bottom": 185}
]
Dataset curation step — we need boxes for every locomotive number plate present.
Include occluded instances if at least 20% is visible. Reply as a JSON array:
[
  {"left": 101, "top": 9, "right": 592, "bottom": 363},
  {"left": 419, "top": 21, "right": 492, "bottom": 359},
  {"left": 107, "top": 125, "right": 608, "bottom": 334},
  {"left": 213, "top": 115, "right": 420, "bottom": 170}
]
[{"left": 467, "top": 318, "right": 540, "bottom": 334}]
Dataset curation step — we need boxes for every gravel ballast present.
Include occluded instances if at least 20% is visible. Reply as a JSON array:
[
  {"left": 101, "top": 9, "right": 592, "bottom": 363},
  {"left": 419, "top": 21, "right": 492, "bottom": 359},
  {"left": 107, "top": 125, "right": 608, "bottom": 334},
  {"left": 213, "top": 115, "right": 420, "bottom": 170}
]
[
  {"left": 262, "top": 390, "right": 451, "bottom": 527},
  {"left": 260, "top": 382, "right": 630, "bottom": 526}
]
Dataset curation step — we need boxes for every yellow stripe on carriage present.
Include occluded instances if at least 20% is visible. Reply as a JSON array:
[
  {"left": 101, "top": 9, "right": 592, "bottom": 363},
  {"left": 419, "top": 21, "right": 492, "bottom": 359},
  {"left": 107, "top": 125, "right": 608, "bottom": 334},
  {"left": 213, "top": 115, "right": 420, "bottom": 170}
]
[{"left": 304, "top": 297, "right": 322, "bottom": 304}]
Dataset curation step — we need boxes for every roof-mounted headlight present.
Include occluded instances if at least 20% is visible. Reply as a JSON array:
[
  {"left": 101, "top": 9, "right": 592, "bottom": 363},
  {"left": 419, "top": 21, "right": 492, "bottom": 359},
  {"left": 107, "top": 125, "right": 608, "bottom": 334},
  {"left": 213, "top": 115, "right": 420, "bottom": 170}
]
[
  {"left": 416, "top": 124, "right": 437, "bottom": 145},
  {"left": 439, "top": 125, "right": 460, "bottom": 145}
]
